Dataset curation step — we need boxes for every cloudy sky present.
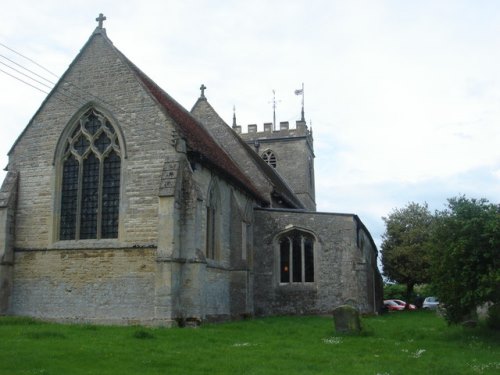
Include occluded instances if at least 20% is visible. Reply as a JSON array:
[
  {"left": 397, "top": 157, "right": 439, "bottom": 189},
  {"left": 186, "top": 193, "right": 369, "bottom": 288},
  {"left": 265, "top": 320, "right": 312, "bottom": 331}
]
[{"left": 1, "top": 0, "right": 499, "bottom": 250}]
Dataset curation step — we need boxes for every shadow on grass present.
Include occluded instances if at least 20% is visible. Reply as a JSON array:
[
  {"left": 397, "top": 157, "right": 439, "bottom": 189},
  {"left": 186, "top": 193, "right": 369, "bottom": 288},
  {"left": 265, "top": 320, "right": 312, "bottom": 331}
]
[
  {"left": 24, "top": 331, "right": 67, "bottom": 339},
  {"left": 133, "top": 329, "right": 155, "bottom": 339},
  {"left": 0, "top": 316, "right": 41, "bottom": 326}
]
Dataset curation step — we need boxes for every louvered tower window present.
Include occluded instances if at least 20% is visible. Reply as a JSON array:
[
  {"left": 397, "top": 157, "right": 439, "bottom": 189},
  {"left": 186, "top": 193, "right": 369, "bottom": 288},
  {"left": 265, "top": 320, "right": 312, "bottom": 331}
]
[
  {"left": 60, "top": 109, "right": 121, "bottom": 240},
  {"left": 262, "top": 150, "right": 277, "bottom": 168}
]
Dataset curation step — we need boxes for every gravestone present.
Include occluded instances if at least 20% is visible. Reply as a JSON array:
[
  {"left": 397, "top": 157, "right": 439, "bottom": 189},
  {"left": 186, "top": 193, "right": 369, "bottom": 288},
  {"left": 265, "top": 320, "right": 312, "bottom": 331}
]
[{"left": 332, "top": 305, "right": 361, "bottom": 333}]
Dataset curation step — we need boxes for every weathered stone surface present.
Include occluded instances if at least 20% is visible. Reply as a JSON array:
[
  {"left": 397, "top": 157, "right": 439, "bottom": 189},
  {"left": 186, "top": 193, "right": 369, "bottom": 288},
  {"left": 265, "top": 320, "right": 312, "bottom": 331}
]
[
  {"left": 253, "top": 209, "right": 381, "bottom": 316},
  {"left": 0, "top": 24, "right": 382, "bottom": 326},
  {"left": 332, "top": 305, "right": 362, "bottom": 333}
]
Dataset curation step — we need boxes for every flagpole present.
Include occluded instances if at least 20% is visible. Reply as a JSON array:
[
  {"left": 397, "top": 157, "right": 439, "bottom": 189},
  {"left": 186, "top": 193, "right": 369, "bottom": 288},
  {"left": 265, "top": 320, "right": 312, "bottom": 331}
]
[
  {"left": 295, "top": 84, "right": 305, "bottom": 122},
  {"left": 272, "top": 90, "right": 276, "bottom": 131},
  {"left": 301, "top": 82, "right": 305, "bottom": 122}
]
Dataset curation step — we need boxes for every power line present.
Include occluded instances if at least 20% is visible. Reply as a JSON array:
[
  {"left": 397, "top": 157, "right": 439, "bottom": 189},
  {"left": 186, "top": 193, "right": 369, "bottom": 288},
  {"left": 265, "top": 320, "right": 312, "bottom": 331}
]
[
  {"left": 0, "top": 42, "right": 59, "bottom": 78},
  {"left": 0, "top": 53, "right": 55, "bottom": 85},
  {"left": 0, "top": 41, "right": 129, "bottom": 115},
  {"left": 0, "top": 59, "right": 53, "bottom": 90},
  {"left": 0, "top": 67, "right": 82, "bottom": 108},
  {"left": 0, "top": 67, "right": 49, "bottom": 94}
]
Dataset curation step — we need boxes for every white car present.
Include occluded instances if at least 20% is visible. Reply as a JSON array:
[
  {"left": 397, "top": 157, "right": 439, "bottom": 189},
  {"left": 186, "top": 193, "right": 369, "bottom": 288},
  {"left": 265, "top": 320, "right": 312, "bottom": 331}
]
[{"left": 423, "top": 296, "right": 439, "bottom": 310}]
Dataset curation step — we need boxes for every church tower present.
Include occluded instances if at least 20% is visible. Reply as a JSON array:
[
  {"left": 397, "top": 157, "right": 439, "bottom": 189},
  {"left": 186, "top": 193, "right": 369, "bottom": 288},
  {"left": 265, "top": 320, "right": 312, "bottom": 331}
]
[{"left": 235, "top": 119, "right": 316, "bottom": 211}]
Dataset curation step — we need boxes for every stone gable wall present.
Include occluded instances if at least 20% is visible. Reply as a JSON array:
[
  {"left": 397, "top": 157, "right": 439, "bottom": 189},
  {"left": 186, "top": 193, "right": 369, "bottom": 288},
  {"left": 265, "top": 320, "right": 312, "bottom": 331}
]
[
  {"left": 8, "top": 34, "right": 176, "bottom": 249},
  {"left": 3, "top": 33, "right": 181, "bottom": 324},
  {"left": 190, "top": 100, "right": 273, "bottom": 201}
]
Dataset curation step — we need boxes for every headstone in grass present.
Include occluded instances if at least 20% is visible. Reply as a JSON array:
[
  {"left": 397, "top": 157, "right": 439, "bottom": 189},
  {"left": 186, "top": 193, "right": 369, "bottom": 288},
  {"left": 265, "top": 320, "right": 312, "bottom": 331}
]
[{"left": 332, "top": 305, "right": 361, "bottom": 334}]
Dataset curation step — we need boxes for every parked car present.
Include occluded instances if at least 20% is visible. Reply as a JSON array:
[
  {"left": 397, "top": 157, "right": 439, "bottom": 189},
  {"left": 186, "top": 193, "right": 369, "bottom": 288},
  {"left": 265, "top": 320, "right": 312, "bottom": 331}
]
[
  {"left": 392, "top": 299, "right": 417, "bottom": 310},
  {"left": 422, "top": 296, "right": 440, "bottom": 310},
  {"left": 384, "top": 299, "right": 417, "bottom": 311},
  {"left": 384, "top": 299, "right": 405, "bottom": 311}
]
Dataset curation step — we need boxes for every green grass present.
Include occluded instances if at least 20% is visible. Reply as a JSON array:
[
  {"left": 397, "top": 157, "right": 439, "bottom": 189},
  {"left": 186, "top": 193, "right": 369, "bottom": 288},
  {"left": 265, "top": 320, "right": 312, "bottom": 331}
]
[{"left": 0, "top": 311, "right": 498, "bottom": 374}]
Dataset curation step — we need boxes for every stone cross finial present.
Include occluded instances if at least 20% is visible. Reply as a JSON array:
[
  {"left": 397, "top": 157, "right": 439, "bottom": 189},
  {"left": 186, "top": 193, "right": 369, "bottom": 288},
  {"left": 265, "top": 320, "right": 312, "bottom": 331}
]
[
  {"left": 96, "top": 13, "right": 107, "bottom": 29},
  {"left": 200, "top": 84, "right": 207, "bottom": 98}
]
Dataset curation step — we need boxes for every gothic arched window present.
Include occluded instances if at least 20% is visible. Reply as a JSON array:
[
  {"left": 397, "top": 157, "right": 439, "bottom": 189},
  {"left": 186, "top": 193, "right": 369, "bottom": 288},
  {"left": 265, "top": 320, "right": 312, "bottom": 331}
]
[
  {"left": 279, "top": 230, "right": 314, "bottom": 283},
  {"left": 59, "top": 109, "right": 121, "bottom": 240},
  {"left": 206, "top": 182, "right": 220, "bottom": 259},
  {"left": 262, "top": 150, "right": 277, "bottom": 168}
]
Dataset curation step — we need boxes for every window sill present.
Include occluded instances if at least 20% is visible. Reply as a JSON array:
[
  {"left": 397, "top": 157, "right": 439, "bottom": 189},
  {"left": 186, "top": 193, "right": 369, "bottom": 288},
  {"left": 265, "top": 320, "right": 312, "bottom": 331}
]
[
  {"left": 278, "top": 282, "right": 317, "bottom": 290},
  {"left": 49, "top": 239, "right": 155, "bottom": 250}
]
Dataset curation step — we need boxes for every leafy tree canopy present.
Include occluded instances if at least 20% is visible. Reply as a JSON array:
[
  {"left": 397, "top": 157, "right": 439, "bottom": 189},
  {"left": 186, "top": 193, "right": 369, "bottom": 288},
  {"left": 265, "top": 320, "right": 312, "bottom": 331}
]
[
  {"left": 430, "top": 196, "right": 500, "bottom": 324},
  {"left": 381, "top": 202, "right": 434, "bottom": 304}
]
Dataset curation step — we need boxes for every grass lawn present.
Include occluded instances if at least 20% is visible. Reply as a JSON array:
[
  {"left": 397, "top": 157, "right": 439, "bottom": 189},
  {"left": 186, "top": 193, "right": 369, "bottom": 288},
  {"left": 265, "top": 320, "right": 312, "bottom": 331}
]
[{"left": 0, "top": 311, "right": 498, "bottom": 375}]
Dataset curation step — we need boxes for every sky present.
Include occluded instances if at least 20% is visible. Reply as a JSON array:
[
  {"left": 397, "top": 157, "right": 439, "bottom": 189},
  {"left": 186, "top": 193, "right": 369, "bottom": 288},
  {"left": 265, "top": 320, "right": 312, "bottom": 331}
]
[{"left": 1, "top": 0, "right": 499, "bottom": 253}]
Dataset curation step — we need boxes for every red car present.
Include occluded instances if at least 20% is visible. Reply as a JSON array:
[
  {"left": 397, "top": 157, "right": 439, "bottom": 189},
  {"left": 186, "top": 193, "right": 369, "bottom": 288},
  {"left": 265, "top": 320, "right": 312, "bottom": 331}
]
[
  {"left": 392, "top": 299, "right": 417, "bottom": 310},
  {"left": 384, "top": 299, "right": 416, "bottom": 311}
]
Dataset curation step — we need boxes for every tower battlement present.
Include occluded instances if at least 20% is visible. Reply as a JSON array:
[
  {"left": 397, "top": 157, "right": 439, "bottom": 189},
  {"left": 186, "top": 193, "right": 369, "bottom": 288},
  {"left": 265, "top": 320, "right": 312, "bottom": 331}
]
[
  {"left": 235, "top": 118, "right": 315, "bottom": 211},
  {"left": 234, "top": 120, "right": 311, "bottom": 141}
]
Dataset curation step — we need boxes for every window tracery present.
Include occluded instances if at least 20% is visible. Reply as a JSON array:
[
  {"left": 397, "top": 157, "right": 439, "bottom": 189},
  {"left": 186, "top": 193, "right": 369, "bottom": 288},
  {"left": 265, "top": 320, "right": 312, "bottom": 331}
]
[
  {"left": 60, "top": 108, "right": 121, "bottom": 240},
  {"left": 261, "top": 150, "right": 277, "bottom": 168}
]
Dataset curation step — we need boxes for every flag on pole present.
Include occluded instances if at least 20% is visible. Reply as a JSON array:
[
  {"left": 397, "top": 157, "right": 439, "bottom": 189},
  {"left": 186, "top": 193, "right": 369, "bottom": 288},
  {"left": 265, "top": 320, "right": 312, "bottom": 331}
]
[{"left": 294, "top": 89, "right": 303, "bottom": 95}]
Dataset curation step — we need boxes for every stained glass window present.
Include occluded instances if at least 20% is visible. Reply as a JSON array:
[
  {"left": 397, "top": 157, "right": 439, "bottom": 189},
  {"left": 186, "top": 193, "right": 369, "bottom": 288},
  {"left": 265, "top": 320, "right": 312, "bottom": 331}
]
[
  {"left": 59, "top": 108, "right": 121, "bottom": 240},
  {"left": 102, "top": 151, "right": 121, "bottom": 238},
  {"left": 60, "top": 156, "right": 79, "bottom": 240},
  {"left": 80, "top": 153, "right": 99, "bottom": 239}
]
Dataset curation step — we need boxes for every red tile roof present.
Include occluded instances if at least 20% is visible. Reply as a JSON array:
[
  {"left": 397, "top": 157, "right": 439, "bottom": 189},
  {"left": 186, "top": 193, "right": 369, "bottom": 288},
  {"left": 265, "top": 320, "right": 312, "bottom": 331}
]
[{"left": 120, "top": 54, "right": 268, "bottom": 205}]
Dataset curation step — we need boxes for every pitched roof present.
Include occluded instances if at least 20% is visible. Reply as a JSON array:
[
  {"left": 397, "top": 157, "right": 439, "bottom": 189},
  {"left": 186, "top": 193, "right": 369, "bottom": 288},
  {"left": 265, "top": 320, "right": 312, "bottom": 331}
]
[
  {"left": 113, "top": 43, "right": 268, "bottom": 204},
  {"left": 8, "top": 30, "right": 268, "bottom": 205}
]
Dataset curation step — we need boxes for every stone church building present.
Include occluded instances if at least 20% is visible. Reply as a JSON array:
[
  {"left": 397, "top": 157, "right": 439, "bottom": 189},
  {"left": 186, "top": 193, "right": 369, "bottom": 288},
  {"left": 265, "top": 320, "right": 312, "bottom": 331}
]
[{"left": 0, "top": 19, "right": 382, "bottom": 325}]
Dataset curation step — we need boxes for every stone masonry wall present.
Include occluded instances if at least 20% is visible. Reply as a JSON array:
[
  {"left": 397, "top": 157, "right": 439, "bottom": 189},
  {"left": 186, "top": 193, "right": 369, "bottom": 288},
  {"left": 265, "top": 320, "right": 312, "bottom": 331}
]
[
  {"left": 253, "top": 208, "right": 379, "bottom": 316},
  {"left": 175, "top": 166, "right": 255, "bottom": 321},
  {"left": 2, "top": 32, "right": 182, "bottom": 323},
  {"left": 10, "top": 248, "right": 156, "bottom": 324}
]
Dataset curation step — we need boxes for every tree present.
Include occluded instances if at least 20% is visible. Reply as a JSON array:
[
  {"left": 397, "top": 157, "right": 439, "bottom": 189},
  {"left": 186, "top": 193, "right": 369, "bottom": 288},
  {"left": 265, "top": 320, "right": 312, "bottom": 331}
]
[
  {"left": 381, "top": 202, "right": 434, "bottom": 307},
  {"left": 430, "top": 196, "right": 500, "bottom": 324}
]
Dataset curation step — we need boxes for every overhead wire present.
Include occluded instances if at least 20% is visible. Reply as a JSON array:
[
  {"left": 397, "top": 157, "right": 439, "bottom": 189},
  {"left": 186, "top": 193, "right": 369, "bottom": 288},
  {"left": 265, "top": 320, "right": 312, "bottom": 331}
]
[
  {"left": 0, "top": 59, "right": 53, "bottom": 90},
  {"left": 0, "top": 42, "right": 130, "bottom": 115},
  {"left": 0, "top": 67, "right": 49, "bottom": 95},
  {"left": 0, "top": 53, "right": 55, "bottom": 85},
  {"left": 0, "top": 42, "right": 59, "bottom": 78},
  {"left": 0, "top": 66, "right": 83, "bottom": 109}
]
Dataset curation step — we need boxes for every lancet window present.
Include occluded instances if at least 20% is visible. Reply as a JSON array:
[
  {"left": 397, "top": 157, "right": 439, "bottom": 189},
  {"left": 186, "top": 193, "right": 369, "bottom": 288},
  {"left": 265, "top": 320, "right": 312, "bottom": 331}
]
[
  {"left": 206, "top": 182, "right": 220, "bottom": 259},
  {"left": 60, "top": 109, "right": 121, "bottom": 240}
]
